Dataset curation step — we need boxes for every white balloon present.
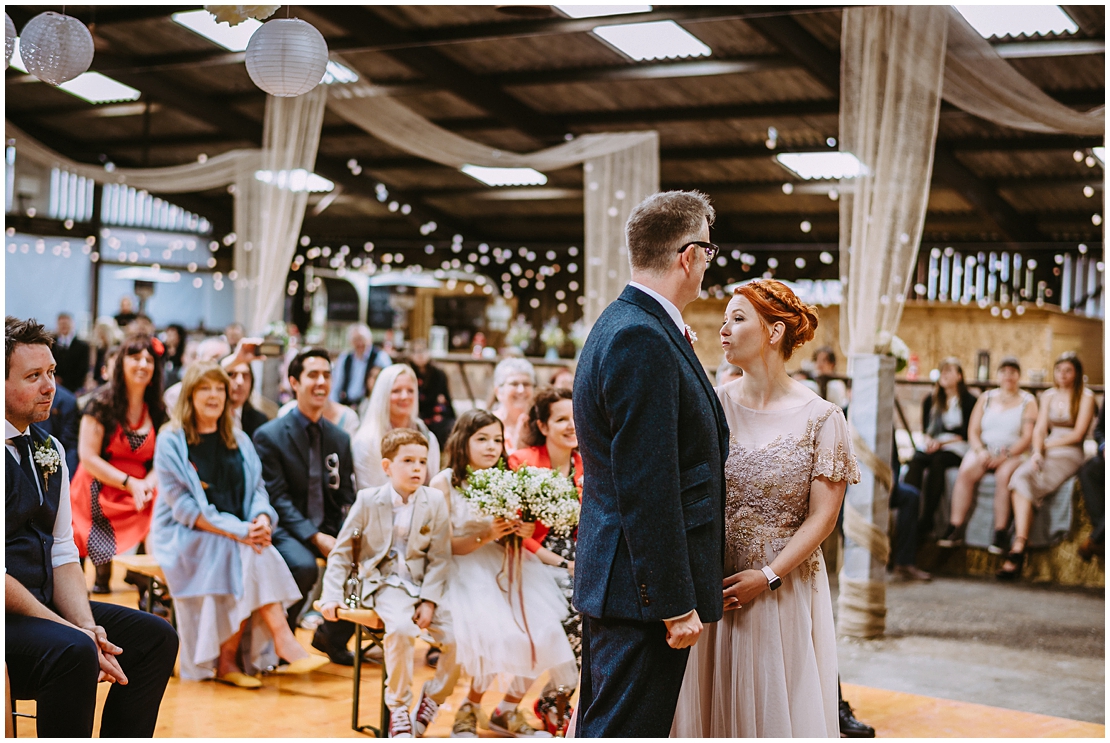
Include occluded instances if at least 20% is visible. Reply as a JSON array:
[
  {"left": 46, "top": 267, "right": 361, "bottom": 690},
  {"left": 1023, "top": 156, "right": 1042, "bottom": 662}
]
[
  {"left": 245, "top": 18, "right": 328, "bottom": 98},
  {"left": 19, "top": 11, "right": 94, "bottom": 85},
  {"left": 5, "top": 13, "right": 16, "bottom": 70}
]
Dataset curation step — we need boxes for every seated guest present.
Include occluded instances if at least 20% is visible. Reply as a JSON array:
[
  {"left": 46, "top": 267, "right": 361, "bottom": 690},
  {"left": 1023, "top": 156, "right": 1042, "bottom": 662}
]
[
  {"left": 253, "top": 348, "right": 359, "bottom": 665},
  {"left": 319, "top": 429, "right": 460, "bottom": 738},
  {"left": 5, "top": 315, "right": 177, "bottom": 736},
  {"left": 152, "top": 362, "right": 327, "bottom": 686},
  {"left": 550, "top": 366, "right": 575, "bottom": 391},
  {"left": 716, "top": 360, "right": 743, "bottom": 386},
  {"left": 331, "top": 323, "right": 392, "bottom": 410},
  {"left": 813, "top": 346, "right": 849, "bottom": 410},
  {"left": 1077, "top": 401, "right": 1105, "bottom": 561},
  {"left": 53, "top": 312, "right": 91, "bottom": 394},
  {"left": 70, "top": 334, "right": 166, "bottom": 594},
  {"left": 38, "top": 381, "right": 79, "bottom": 477},
  {"left": 278, "top": 393, "right": 360, "bottom": 437},
  {"left": 999, "top": 353, "right": 1096, "bottom": 580},
  {"left": 91, "top": 317, "right": 122, "bottom": 388},
  {"left": 409, "top": 339, "right": 457, "bottom": 446},
  {"left": 507, "top": 386, "right": 583, "bottom": 734},
  {"left": 352, "top": 364, "right": 441, "bottom": 490},
  {"left": 938, "top": 358, "right": 1038, "bottom": 553},
  {"left": 221, "top": 346, "right": 271, "bottom": 438},
  {"left": 903, "top": 358, "right": 977, "bottom": 541},
  {"left": 161, "top": 323, "right": 188, "bottom": 390},
  {"left": 164, "top": 336, "right": 231, "bottom": 412},
  {"left": 888, "top": 433, "right": 930, "bottom": 581},
  {"left": 489, "top": 357, "right": 536, "bottom": 454}
]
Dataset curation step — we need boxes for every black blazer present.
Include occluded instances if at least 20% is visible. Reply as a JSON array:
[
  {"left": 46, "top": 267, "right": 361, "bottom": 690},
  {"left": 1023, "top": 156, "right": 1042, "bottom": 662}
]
[
  {"left": 572, "top": 285, "right": 729, "bottom": 623},
  {"left": 921, "top": 388, "right": 978, "bottom": 442},
  {"left": 252, "top": 411, "right": 356, "bottom": 544},
  {"left": 240, "top": 401, "right": 270, "bottom": 440},
  {"left": 52, "top": 336, "right": 90, "bottom": 393}
]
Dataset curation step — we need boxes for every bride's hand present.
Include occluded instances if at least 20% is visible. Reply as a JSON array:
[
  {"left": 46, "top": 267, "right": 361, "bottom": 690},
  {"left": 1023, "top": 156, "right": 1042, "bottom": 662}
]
[{"left": 723, "top": 569, "right": 770, "bottom": 609}]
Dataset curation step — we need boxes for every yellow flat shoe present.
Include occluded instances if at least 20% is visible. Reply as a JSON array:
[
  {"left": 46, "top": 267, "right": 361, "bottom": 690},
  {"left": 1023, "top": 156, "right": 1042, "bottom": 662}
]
[
  {"left": 213, "top": 671, "right": 262, "bottom": 689},
  {"left": 273, "top": 654, "right": 330, "bottom": 675}
]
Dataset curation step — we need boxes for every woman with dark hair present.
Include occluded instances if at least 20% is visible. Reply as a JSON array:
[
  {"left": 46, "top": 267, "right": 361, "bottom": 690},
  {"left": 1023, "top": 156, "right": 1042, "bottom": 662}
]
[
  {"left": 507, "top": 386, "right": 583, "bottom": 734},
  {"left": 161, "top": 323, "right": 188, "bottom": 389},
  {"left": 152, "top": 362, "right": 326, "bottom": 686},
  {"left": 998, "top": 352, "right": 1096, "bottom": 580},
  {"left": 430, "top": 410, "right": 575, "bottom": 737},
  {"left": 70, "top": 334, "right": 167, "bottom": 593},
  {"left": 903, "top": 357, "right": 978, "bottom": 541},
  {"left": 938, "top": 357, "right": 1038, "bottom": 553}
]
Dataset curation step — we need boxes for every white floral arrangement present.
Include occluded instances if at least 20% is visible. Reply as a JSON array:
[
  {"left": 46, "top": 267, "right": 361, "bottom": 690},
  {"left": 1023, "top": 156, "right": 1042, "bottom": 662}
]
[
  {"left": 889, "top": 335, "right": 909, "bottom": 373},
  {"left": 569, "top": 319, "right": 591, "bottom": 349},
  {"left": 459, "top": 464, "right": 523, "bottom": 522},
  {"left": 539, "top": 318, "right": 566, "bottom": 350},
  {"left": 205, "top": 5, "right": 280, "bottom": 26},
  {"left": 33, "top": 440, "right": 61, "bottom": 488},
  {"left": 505, "top": 315, "right": 536, "bottom": 350},
  {"left": 515, "top": 466, "right": 580, "bottom": 537}
]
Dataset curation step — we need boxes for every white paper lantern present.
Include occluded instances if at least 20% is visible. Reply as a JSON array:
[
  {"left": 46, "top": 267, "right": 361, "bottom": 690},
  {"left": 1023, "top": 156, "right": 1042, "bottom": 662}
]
[
  {"left": 19, "top": 11, "right": 94, "bottom": 85},
  {"left": 245, "top": 18, "right": 328, "bottom": 98},
  {"left": 4, "top": 13, "right": 16, "bottom": 70}
]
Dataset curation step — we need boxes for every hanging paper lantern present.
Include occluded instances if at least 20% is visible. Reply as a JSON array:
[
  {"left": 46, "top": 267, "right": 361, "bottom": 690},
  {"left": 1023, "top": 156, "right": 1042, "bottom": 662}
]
[
  {"left": 244, "top": 18, "right": 328, "bottom": 98},
  {"left": 4, "top": 13, "right": 16, "bottom": 70},
  {"left": 19, "top": 11, "right": 94, "bottom": 85}
]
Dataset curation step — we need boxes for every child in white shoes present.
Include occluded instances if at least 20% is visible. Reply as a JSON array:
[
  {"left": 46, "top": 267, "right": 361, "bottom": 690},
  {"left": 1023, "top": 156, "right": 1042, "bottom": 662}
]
[{"left": 319, "top": 429, "right": 460, "bottom": 738}]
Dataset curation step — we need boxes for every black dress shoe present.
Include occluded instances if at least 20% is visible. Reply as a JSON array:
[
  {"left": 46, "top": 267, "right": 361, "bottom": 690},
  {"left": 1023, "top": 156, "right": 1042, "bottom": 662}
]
[
  {"left": 311, "top": 632, "right": 354, "bottom": 666},
  {"left": 839, "top": 699, "right": 875, "bottom": 738}
]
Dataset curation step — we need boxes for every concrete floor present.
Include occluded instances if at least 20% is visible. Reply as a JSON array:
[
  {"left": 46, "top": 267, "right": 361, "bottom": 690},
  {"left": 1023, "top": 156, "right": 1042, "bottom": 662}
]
[{"left": 834, "top": 575, "right": 1105, "bottom": 724}]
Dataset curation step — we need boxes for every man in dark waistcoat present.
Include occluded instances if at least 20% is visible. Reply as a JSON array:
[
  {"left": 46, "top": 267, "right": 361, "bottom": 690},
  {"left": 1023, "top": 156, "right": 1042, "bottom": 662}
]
[{"left": 5, "top": 316, "right": 178, "bottom": 737}]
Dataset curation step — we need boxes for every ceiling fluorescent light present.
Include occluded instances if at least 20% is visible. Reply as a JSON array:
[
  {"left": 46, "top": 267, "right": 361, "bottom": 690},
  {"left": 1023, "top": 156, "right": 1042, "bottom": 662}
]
[
  {"left": 776, "top": 152, "right": 864, "bottom": 180},
  {"left": 592, "top": 20, "right": 711, "bottom": 61},
  {"left": 57, "top": 73, "right": 142, "bottom": 104},
  {"left": 172, "top": 9, "right": 261, "bottom": 52},
  {"left": 255, "top": 169, "right": 334, "bottom": 193},
  {"left": 461, "top": 165, "right": 548, "bottom": 187},
  {"left": 954, "top": 5, "right": 1078, "bottom": 39},
  {"left": 322, "top": 60, "right": 359, "bottom": 85},
  {"left": 554, "top": 5, "right": 652, "bottom": 19}
]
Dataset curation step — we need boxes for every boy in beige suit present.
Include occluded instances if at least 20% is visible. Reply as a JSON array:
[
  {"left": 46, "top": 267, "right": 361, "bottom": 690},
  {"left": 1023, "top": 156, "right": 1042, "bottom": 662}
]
[{"left": 319, "top": 429, "right": 459, "bottom": 738}]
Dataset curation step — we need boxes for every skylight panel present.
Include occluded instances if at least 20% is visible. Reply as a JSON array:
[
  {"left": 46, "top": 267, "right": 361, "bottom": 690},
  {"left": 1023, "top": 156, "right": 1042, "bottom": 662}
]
[
  {"left": 57, "top": 73, "right": 141, "bottom": 104},
  {"left": 461, "top": 165, "right": 549, "bottom": 187},
  {"left": 172, "top": 9, "right": 261, "bottom": 52},
  {"left": 776, "top": 152, "right": 864, "bottom": 180},
  {"left": 953, "top": 5, "right": 1078, "bottom": 39},
  {"left": 1092, "top": 147, "right": 1105, "bottom": 165},
  {"left": 592, "top": 20, "right": 711, "bottom": 61},
  {"left": 554, "top": 5, "right": 652, "bottom": 19},
  {"left": 322, "top": 60, "right": 359, "bottom": 85},
  {"left": 254, "top": 169, "right": 334, "bottom": 193}
]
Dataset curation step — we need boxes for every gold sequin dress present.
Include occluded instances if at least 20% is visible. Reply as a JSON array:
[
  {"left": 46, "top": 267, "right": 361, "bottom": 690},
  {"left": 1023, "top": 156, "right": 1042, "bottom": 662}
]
[{"left": 672, "top": 393, "right": 860, "bottom": 738}]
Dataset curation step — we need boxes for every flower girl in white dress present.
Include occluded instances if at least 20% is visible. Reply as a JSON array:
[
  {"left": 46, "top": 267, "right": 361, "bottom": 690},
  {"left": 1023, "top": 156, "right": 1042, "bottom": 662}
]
[{"left": 430, "top": 409, "right": 576, "bottom": 738}]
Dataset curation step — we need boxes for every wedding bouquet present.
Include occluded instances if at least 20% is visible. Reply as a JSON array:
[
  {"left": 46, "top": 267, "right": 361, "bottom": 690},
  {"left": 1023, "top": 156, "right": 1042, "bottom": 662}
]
[
  {"left": 515, "top": 465, "right": 580, "bottom": 537},
  {"left": 459, "top": 463, "right": 522, "bottom": 522}
]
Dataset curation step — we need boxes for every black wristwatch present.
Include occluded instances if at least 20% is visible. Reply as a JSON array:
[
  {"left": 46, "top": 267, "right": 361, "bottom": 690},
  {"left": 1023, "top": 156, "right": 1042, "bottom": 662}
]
[{"left": 761, "top": 565, "right": 782, "bottom": 591}]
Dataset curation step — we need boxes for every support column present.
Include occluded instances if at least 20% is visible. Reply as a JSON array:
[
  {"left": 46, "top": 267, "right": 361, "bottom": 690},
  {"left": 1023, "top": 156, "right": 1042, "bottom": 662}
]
[{"left": 838, "top": 353, "right": 894, "bottom": 638}]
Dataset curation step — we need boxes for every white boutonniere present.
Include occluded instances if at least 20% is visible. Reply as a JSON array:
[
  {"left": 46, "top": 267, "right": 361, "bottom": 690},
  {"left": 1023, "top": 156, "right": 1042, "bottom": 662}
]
[
  {"left": 685, "top": 325, "right": 698, "bottom": 343},
  {"left": 33, "top": 440, "right": 61, "bottom": 488}
]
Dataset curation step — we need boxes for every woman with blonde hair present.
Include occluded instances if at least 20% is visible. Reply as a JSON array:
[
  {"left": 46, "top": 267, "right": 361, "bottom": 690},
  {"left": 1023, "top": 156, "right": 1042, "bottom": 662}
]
[
  {"left": 151, "top": 362, "right": 326, "bottom": 687},
  {"left": 351, "top": 363, "right": 441, "bottom": 490}
]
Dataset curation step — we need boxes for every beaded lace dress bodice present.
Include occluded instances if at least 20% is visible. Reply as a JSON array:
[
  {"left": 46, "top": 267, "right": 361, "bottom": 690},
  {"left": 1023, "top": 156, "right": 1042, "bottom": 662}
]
[{"left": 719, "top": 392, "right": 860, "bottom": 584}]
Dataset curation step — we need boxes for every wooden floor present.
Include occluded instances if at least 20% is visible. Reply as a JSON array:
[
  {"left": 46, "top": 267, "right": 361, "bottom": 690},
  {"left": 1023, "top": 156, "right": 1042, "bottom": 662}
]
[{"left": 11, "top": 567, "right": 1104, "bottom": 738}]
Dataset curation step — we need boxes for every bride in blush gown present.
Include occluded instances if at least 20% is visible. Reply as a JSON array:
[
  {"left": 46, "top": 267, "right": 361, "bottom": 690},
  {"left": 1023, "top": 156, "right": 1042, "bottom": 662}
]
[{"left": 671, "top": 279, "right": 860, "bottom": 738}]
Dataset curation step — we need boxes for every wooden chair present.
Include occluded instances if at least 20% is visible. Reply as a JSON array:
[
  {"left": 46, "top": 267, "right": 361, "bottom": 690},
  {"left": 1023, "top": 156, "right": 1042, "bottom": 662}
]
[
  {"left": 113, "top": 554, "right": 175, "bottom": 628},
  {"left": 314, "top": 601, "right": 387, "bottom": 736},
  {"left": 6, "top": 664, "right": 35, "bottom": 737}
]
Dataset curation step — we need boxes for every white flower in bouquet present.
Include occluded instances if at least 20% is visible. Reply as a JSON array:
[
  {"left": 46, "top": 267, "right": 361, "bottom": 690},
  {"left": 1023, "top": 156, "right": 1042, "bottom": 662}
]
[
  {"left": 505, "top": 315, "right": 535, "bottom": 350},
  {"left": 569, "top": 319, "right": 591, "bottom": 349},
  {"left": 889, "top": 335, "right": 910, "bottom": 373},
  {"left": 515, "top": 466, "right": 580, "bottom": 537},
  {"left": 459, "top": 464, "right": 521, "bottom": 521},
  {"left": 540, "top": 318, "right": 567, "bottom": 350}
]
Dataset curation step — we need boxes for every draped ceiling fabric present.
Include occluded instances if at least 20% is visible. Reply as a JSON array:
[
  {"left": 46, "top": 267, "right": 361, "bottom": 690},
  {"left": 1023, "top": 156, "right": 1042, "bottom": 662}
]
[
  {"left": 328, "top": 62, "right": 660, "bottom": 325},
  {"left": 234, "top": 84, "right": 327, "bottom": 333}
]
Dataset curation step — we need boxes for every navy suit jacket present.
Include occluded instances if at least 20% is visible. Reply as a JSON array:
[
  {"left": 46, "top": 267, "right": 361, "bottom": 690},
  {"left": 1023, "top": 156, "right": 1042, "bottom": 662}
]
[
  {"left": 573, "top": 285, "right": 729, "bottom": 623},
  {"left": 252, "top": 411, "right": 356, "bottom": 545}
]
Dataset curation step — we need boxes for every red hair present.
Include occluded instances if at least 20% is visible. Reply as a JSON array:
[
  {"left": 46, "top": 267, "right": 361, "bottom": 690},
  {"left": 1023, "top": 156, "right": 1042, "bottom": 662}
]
[{"left": 734, "top": 280, "right": 819, "bottom": 361}]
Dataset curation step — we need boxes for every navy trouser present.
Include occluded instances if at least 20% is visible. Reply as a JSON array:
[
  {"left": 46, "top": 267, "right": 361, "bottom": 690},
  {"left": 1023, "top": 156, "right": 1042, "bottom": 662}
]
[
  {"left": 889, "top": 481, "right": 923, "bottom": 566},
  {"left": 577, "top": 614, "right": 690, "bottom": 738},
  {"left": 1078, "top": 454, "right": 1105, "bottom": 545},
  {"left": 6, "top": 601, "right": 178, "bottom": 737},
  {"left": 271, "top": 525, "right": 354, "bottom": 647}
]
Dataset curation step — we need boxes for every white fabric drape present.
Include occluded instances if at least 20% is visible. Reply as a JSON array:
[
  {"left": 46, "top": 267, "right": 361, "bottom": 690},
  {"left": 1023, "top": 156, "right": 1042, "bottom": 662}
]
[
  {"left": 943, "top": 7, "right": 1104, "bottom": 136},
  {"left": 839, "top": 6, "right": 948, "bottom": 356},
  {"left": 234, "top": 85, "right": 327, "bottom": 333},
  {"left": 327, "top": 59, "right": 660, "bottom": 322}
]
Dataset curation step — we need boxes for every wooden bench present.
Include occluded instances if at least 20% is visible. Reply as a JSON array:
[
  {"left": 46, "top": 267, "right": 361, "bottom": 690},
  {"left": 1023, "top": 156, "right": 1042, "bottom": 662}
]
[{"left": 314, "top": 602, "right": 387, "bottom": 736}]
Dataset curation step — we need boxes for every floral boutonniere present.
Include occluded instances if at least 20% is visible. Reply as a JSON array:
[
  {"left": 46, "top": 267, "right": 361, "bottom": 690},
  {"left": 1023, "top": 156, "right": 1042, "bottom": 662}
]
[
  {"left": 685, "top": 324, "right": 698, "bottom": 343},
  {"left": 33, "top": 440, "right": 61, "bottom": 489}
]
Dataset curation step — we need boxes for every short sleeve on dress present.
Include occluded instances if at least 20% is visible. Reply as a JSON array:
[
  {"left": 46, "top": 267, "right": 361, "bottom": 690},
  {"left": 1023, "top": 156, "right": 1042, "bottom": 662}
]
[{"left": 811, "top": 405, "right": 861, "bottom": 485}]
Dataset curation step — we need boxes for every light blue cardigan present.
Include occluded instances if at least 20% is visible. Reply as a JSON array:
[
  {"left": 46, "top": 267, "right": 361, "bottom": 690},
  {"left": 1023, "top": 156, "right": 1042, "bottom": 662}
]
[{"left": 151, "top": 426, "right": 278, "bottom": 599}]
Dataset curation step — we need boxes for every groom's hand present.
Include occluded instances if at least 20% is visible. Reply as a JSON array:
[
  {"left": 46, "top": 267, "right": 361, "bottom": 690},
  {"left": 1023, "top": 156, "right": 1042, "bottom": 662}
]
[{"left": 663, "top": 611, "right": 702, "bottom": 649}]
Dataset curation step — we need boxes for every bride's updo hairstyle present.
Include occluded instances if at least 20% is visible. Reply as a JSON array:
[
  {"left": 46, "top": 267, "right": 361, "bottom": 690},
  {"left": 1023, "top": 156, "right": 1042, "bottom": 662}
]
[{"left": 734, "top": 279, "right": 819, "bottom": 361}]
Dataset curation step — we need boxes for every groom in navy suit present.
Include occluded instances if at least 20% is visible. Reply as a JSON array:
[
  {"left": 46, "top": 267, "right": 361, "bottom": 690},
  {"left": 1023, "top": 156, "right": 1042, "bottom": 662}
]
[{"left": 573, "top": 191, "right": 730, "bottom": 737}]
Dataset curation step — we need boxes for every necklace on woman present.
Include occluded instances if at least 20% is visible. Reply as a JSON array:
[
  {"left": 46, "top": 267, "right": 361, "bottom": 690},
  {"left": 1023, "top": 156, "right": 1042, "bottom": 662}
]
[{"left": 126, "top": 406, "right": 145, "bottom": 431}]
